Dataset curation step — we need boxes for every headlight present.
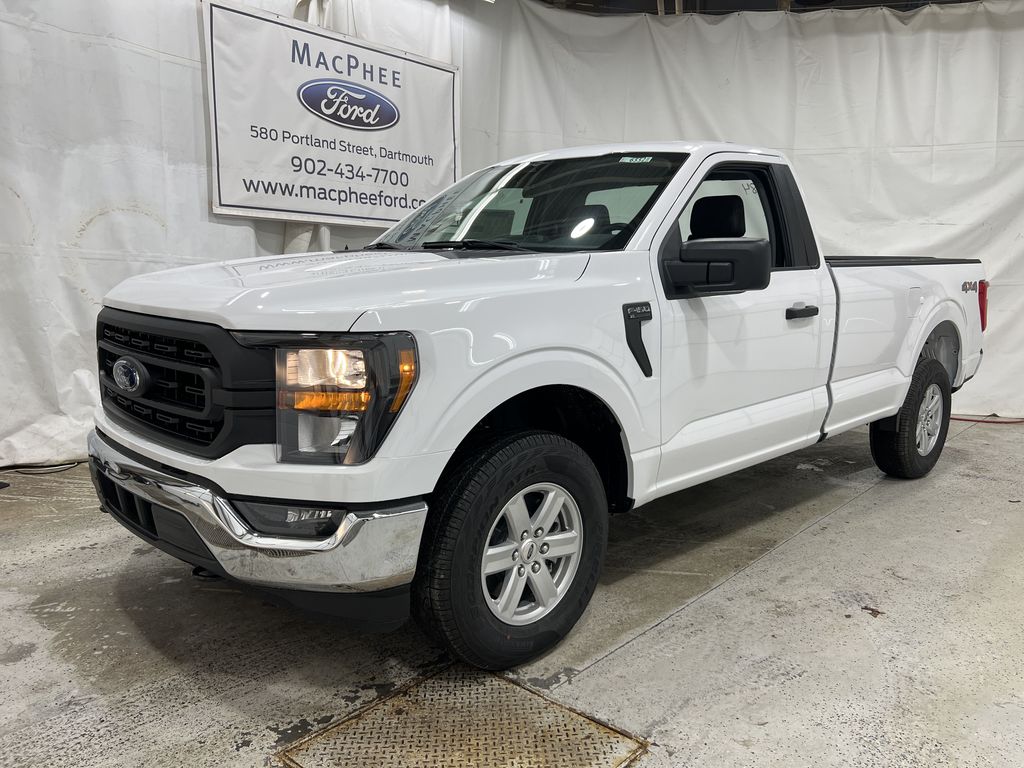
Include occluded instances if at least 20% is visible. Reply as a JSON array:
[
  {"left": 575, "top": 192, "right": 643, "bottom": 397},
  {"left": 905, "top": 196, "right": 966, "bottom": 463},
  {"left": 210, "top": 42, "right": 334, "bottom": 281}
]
[
  {"left": 234, "top": 331, "right": 417, "bottom": 465},
  {"left": 288, "top": 348, "right": 367, "bottom": 388}
]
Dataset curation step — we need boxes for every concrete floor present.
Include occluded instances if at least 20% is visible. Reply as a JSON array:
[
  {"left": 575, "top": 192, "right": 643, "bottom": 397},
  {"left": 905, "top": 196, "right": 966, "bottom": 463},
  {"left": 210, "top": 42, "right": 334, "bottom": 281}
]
[{"left": 1, "top": 420, "right": 1022, "bottom": 767}]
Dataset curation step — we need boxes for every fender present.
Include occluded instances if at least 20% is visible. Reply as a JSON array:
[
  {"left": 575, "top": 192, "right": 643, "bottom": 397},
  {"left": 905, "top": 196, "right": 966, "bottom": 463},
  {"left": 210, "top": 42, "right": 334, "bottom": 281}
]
[
  {"left": 864, "top": 299, "right": 967, "bottom": 425},
  {"left": 349, "top": 254, "right": 662, "bottom": 473},
  {"left": 407, "top": 347, "right": 651, "bottom": 460}
]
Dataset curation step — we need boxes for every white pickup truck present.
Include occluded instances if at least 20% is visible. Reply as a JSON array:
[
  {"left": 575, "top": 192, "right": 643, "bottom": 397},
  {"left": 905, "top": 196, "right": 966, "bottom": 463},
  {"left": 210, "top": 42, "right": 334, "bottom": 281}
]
[{"left": 88, "top": 141, "right": 987, "bottom": 669}]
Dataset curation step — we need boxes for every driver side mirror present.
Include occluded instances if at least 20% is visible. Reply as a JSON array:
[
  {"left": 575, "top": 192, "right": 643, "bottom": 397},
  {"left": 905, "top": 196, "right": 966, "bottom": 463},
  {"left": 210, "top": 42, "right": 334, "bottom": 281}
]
[{"left": 664, "top": 238, "right": 772, "bottom": 298}]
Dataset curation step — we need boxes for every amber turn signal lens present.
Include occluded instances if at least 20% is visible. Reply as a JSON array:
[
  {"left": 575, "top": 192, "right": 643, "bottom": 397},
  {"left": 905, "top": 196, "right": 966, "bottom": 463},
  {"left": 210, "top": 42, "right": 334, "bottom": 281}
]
[
  {"left": 289, "top": 390, "right": 371, "bottom": 412},
  {"left": 390, "top": 349, "right": 417, "bottom": 413}
]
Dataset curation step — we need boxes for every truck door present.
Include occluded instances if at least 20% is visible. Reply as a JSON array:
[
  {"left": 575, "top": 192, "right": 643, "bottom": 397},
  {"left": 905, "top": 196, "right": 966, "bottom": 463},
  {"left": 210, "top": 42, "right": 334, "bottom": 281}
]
[{"left": 653, "top": 156, "right": 835, "bottom": 495}]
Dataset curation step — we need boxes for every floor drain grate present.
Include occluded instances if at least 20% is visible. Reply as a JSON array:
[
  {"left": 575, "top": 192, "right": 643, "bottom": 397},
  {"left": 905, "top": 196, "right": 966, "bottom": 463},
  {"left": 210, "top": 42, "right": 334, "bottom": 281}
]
[{"left": 277, "top": 666, "right": 645, "bottom": 768}]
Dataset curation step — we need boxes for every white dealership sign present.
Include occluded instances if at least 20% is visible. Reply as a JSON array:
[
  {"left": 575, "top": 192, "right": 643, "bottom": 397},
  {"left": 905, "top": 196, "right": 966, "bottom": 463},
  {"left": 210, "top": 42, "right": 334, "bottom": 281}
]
[{"left": 201, "top": 0, "right": 459, "bottom": 226}]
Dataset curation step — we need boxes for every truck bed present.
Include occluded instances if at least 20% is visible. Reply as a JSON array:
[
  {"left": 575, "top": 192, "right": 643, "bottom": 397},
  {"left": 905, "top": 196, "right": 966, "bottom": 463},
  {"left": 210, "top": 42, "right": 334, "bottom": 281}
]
[{"left": 824, "top": 255, "right": 986, "bottom": 436}]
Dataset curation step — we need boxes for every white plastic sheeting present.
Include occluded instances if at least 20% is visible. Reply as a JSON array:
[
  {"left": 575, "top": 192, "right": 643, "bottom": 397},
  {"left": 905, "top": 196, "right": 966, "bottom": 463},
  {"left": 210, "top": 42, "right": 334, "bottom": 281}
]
[
  {"left": 0, "top": 0, "right": 499, "bottom": 465},
  {"left": 1, "top": 0, "right": 1021, "bottom": 465}
]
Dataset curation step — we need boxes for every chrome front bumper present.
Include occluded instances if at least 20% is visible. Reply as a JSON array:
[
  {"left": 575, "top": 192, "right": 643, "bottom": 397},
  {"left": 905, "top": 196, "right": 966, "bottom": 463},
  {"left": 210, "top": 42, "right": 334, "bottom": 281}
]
[{"left": 87, "top": 430, "right": 428, "bottom": 593}]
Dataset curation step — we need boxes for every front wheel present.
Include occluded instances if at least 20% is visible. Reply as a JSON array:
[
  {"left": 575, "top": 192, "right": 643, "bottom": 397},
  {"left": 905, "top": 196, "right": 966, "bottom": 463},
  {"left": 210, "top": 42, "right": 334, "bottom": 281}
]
[
  {"left": 414, "top": 431, "right": 607, "bottom": 670},
  {"left": 869, "top": 357, "right": 952, "bottom": 479}
]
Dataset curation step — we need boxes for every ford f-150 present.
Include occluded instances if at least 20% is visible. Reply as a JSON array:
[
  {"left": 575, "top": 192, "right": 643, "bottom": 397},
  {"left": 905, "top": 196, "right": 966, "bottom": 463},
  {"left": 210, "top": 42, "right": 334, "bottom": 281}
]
[{"left": 87, "top": 141, "right": 987, "bottom": 669}]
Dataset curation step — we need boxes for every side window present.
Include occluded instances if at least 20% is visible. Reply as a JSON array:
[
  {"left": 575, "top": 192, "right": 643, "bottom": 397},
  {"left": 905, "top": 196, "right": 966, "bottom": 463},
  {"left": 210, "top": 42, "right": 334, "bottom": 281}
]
[{"left": 676, "top": 166, "right": 790, "bottom": 268}]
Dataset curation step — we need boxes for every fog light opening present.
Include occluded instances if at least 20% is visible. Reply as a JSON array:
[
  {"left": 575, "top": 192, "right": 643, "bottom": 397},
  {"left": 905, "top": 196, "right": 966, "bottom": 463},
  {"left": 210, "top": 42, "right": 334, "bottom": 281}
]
[{"left": 233, "top": 500, "right": 347, "bottom": 539}]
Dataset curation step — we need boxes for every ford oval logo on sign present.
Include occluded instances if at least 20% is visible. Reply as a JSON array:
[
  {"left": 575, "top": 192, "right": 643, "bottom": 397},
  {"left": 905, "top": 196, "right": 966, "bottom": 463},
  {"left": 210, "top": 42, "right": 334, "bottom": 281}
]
[{"left": 297, "top": 79, "right": 399, "bottom": 131}]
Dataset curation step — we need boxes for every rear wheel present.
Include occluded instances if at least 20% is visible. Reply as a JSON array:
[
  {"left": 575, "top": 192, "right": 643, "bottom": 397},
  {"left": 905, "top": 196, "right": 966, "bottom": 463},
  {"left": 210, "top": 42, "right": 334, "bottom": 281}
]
[
  {"left": 414, "top": 431, "right": 607, "bottom": 670},
  {"left": 869, "top": 358, "right": 952, "bottom": 479}
]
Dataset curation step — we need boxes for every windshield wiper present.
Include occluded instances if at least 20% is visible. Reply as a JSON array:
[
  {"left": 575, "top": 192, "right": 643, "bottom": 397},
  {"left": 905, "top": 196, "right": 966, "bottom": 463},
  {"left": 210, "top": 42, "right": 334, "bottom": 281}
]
[
  {"left": 421, "top": 239, "right": 527, "bottom": 252},
  {"left": 364, "top": 241, "right": 403, "bottom": 250}
]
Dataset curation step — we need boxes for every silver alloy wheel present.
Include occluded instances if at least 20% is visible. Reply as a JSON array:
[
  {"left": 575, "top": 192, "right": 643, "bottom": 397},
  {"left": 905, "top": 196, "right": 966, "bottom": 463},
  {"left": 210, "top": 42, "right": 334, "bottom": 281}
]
[
  {"left": 916, "top": 382, "right": 943, "bottom": 456},
  {"left": 480, "top": 482, "right": 583, "bottom": 626}
]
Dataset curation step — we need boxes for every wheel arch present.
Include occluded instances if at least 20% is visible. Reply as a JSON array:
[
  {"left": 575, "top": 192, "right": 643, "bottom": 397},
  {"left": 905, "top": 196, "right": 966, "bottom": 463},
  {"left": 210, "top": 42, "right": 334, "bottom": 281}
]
[
  {"left": 431, "top": 383, "right": 635, "bottom": 515},
  {"left": 918, "top": 319, "right": 961, "bottom": 386},
  {"left": 907, "top": 300, "right": 966, "bottom": 387}
]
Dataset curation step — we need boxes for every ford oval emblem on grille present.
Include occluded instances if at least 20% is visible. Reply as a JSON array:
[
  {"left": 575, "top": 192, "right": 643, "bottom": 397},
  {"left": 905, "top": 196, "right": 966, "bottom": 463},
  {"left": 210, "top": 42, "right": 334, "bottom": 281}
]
[
  {"left": 112, "top": 356, "right": 149, "bottom": 397},
  {"left": 297, "top": 79, "right": 400, "bottom": 131}
]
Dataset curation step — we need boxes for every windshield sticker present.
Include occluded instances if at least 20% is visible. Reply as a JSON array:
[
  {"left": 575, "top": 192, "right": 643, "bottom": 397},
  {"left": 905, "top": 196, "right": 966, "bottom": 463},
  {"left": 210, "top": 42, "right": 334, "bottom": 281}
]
[{"left": 619, "top": 156, "right": 653, "bottom": 163}]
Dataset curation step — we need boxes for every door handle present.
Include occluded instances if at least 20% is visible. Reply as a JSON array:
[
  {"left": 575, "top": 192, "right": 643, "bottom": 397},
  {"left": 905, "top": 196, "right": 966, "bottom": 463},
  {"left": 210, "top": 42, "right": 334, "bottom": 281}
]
[{"left": 786, "top": 304, "right": 819, "bottom": 320}]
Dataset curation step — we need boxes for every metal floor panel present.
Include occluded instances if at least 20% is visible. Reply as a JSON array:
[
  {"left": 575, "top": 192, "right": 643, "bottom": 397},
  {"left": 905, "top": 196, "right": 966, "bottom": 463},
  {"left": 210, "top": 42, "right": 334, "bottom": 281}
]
[{"left": 278, "top": 666, "right": 645, "bottom": 768}]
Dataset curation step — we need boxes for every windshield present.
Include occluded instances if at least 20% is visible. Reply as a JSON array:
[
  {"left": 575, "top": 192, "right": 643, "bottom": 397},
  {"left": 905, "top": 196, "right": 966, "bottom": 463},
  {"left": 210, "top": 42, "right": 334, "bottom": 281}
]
[{"left": 379, "top": 152, "right": 688, "bottom": 253}]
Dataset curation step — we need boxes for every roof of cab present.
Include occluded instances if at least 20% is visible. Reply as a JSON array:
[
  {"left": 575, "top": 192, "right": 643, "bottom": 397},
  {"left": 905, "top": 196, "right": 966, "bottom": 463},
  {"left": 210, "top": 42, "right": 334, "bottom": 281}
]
[{"left": 498, "top": 140, "right": 782, "bottom": 166}]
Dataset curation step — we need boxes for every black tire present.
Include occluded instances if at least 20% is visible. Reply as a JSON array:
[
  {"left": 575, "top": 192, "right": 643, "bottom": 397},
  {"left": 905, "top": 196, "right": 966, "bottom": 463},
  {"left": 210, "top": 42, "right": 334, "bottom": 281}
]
[
  {"left": 413, "top": 431, "right": 608, "bottom": 670},
  {"left": 869, "top": 358, "right": 952, "bottom": 479}
]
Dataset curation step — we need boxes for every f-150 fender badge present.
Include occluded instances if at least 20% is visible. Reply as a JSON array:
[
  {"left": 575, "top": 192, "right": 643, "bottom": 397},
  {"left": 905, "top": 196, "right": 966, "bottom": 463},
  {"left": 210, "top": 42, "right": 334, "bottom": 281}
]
[
  {"left": 962, "top": 281, "right": 979, "bottom": 293},
  {"left": 622, "top": 302, "right": 653, "bottom": 378},
  {"left": 297, "top": 79, "right": 400, "bottom": 131}
]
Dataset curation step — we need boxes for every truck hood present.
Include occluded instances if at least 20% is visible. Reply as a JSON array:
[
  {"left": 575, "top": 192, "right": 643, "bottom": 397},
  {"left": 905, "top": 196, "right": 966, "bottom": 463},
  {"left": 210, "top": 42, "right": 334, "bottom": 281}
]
[{"left": 103, "top": 249, "right": 591, "bottom": 331}]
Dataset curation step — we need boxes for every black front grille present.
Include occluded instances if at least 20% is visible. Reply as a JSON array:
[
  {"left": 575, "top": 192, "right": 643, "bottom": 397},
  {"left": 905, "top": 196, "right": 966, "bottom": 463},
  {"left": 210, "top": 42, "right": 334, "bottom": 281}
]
[
  {"left": 100, "top": 322, "right": 215, "bottom": 366},
  {"left": 101, "top": 344, "right": 206, "bottom": 402},
  {"left": 98, "top": 324, "right": 222, "bottom": 447},
  {"left": 101, "top": 384, "right": 219, "bottom": 445},
  {"left": 97, "top": 307, "right": 276, "bottom": 458}
]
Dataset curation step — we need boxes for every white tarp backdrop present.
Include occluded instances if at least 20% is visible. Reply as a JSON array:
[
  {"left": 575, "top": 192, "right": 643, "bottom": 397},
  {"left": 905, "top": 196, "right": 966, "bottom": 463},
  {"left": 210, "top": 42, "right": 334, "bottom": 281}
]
[{"left": 1, "top": 0, "right": 1021, "bottom": 465}]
